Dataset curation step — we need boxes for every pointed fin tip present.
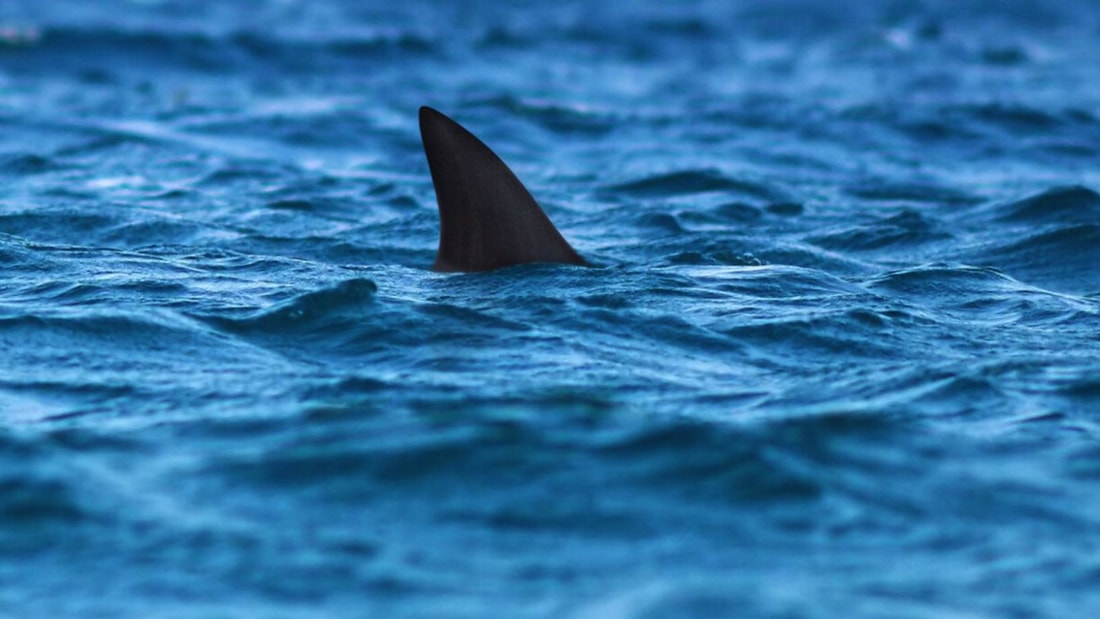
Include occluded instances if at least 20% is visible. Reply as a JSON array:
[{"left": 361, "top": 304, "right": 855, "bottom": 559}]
[
  {"left": 419, "top": 106, "right": 587, "bottom": 273},
  {"left": 419, "top": 105, "right": 443, "bottom": 127}
]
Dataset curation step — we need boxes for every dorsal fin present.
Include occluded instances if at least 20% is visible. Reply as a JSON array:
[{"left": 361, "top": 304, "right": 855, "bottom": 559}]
[{"left": 419, "top": 106, "right": 586, "bottom": 272}]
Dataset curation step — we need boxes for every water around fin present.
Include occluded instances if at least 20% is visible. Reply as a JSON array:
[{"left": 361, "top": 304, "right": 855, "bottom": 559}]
[{"left": 419, "top": 106, "right": 586, "bottom": 272}]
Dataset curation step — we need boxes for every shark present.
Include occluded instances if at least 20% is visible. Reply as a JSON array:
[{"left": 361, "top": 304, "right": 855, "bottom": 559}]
[{"left": 419, "top": 106, "right": 587, "bottom": 272}]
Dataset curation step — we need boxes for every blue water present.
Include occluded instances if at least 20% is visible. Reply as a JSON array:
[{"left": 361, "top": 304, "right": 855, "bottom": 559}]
[{"left": 2, "top": 0, "right": 1100, "bottom": 616}]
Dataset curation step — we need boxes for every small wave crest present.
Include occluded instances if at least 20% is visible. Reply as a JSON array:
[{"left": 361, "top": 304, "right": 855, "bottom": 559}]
[
  {"left": 997, "top": 186, "right": 1100, "bottom": 225},
  {"left": 969, "top": 224, "right": 1100, "bottom": 296},
  {"left": 810, "top": 209, "right": 950, "bottom": 252},
  {"left": 605, "top": 170, "right": 790, "bottom": 203},
  {"left": 214, "top": 278, "right": 377, "bottom": 333}
]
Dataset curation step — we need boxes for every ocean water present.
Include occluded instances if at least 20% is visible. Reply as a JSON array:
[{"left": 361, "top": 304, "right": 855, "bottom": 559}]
[{"left": 2, "top": 0, "right": 1100, "bottom": 616}]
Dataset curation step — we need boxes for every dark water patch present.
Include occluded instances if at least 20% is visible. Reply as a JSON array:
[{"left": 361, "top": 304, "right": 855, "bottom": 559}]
[
  {"left": 733, "top": 1, "right": 862, "bottom": 38},
  {"left": 473, "top": 96, "right": 618, "bottom": 137},
  {"left": 0, "top": 429, "right": 147, "bottom": 546},
  {"left": 6, "top": 281, "right": 109, "bottom": 306},
  {"left": 606, "top": 170, "right": 786, "bottom": 201},
  {"left": 764, "top": 410, "right": 913, "bottom": 456},
  {"left": 476, "top": 26, "right": 533, "bottom": 51},
  {"left": 415, "top": 301, "right": 532, "bottom": 334},
  {"left": 766, "top": 202, "right": 803, "bottom": 216},
  {"left": 890, "top": 112, "right": 987, "bottom": 145},
  {"left": 639, "top": 15, "right": 713, "bottom": 37},
  {"left": 967, "top": 224, "right": 1100, "bottom": 296},
  {"left": 677, "top": 202, "right": 764, "bottom": 227},
  {"left": 1059, "top": 377, "right": 1100, "bottom": 401},
  {"left": 909, "top": 370, "right": 1009, "bottom": 419},
  {"left": 596, "top": 419, "right": 824, "bottom": 504},
  {"left": 200, "top": 278, "right": 539, "bottom": 363},
  {"left": 206, "top": 405, "right": 582, "bottom": 496},
  {"left": 721, "top": 310, "right": 906, "bottom": 362},
  {"left": 212, "top": 278, "right": 377, "bottom": 333},
  {"left": 0, "top": 470, "right": 90, "bottom": 531},
  {"left": 44, "top": 426, "right": 150, "bottom": 454},
  {"left": 0, "top": 208, "right": 121, "bottom": 246},
  {"left": 756, "top": 415, "right": 1096, "bottom": 541},
  {"left": 462, "top": 497, "right": 646, "bottom": 537},
  {"left": 715, "top": 202, "right": 765, "bottom": 222},
  {"left": 995, "top": 185, "right": 1100, "bottom": 225},
  {"left": 266, "top": 199, "right": 314, "bottom": 212},
  {"left": 6, "top": 26, "right": 234, "bottom": 75},
  {"left": 809, "top": 209, "right": 951, "bottom": 252},
  {"left": 961, "top": 103, "right": 1066, "bottom": 133},
  {"left": 0, "top": 234, "right": 48, "bottom": 268},
  {"left": 1062, "top": 445, "right": 1100, "bottom": 481},
  {"left": 635, "top": 212, "right": 684, "bottom": 234},
  {"left": 149, "top": 187, "right": 198, "bottom": 201},
  {"left": 1, "top": 26, "right": 438, "bottom": 77},
  {"left": 576, "top": 293, "right": 632, "bottom": 310},
  {"left": 845, "top": 180, "right": 982, "bottom": 205},
  {"left": 0, "top": 153, "right": 60, "bottom": 175},
  {"left": 979, "top": 44, "right": 1029, "bottom": 66},
  {"left": 199, "top": 406, "right": 908, "bottom": 545},
  {"left": 878, "top": 103, "right": 1100, "bottom": 153},
  {"left": 1033, "top": 139, "right": 1100, "bottom": 159},
  {"left": 406, "top": 392, "right": 620, "bottom": 427}
]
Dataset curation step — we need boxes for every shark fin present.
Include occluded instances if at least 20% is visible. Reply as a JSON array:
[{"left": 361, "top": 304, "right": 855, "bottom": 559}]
[{"left": 419, "top": 106, "right": 586, "bottom": 272}]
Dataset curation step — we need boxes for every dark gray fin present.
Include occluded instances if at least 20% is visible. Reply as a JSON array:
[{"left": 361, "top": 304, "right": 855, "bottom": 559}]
[{"left": 419, "top": 106, "right": 586, "bottom": 272}]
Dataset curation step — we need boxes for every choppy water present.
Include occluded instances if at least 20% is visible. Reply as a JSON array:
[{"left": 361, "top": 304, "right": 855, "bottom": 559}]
[{"left": 2, "top": 1, "right": 1100, "bottom": 617}]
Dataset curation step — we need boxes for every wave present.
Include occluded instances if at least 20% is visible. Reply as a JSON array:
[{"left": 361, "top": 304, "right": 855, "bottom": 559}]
[
  {"left": 809, "top": 209, "right": 951, "bottom": 252},
  {"left": 2, "top": 25, "right": 438, "bottom": 77},
  {"left": 967, "top": 224, "right": 1100, "bottom": 296},
  {"left": 865, "top": 263, "right": 1100, "bottom": 329},
  {"left": 606, "top": 170, "right": 790, "bottom": 202},
  {"left": 210, "top": 278, "right": 377, "bottom": 333},
  {"left": 995, "top": 186, "right": 1100, "bottom": 225}
]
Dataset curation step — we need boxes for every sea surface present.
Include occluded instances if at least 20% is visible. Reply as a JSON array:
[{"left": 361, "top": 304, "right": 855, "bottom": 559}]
[{"left": 2, "top": 1, "right": 1100, "bottom": 617}]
